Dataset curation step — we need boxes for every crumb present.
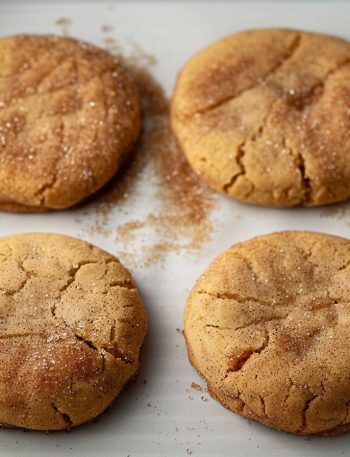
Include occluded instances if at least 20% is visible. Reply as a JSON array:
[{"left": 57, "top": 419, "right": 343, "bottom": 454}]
[
  {"left": 191, "top": 382, "right": 202, "bottom": 391},
  {"left": 101, "top": 25, "right": 113, "bottom": 33},
  {"left": 54, "top": 17, "right": 71, "bottom": 36}
]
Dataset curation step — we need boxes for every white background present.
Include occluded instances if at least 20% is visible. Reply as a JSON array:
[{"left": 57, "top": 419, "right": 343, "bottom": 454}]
[{"left": 0, "top": 1, "right": 350, "bottom": 456}]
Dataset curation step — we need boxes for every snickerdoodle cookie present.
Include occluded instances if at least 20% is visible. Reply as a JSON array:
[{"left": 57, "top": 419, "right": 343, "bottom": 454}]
[
  {"left": 171, "top": 29, "right": 350, "bottom": 207},
  {"left": 185, "top": 231, "right": 350, "bottom": 435},
  {"left": 0, "top": 34, "right": 140, "bottom": 211},
  {"left": 0, "top": 233, "right": 147, "bottom": 430}
]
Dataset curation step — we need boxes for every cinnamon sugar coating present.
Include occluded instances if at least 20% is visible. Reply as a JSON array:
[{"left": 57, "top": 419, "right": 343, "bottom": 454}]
[
  {"left": 0, "top": 35, "right": 140, "bottom": 211},
  {"left": 0, "top": 233, "right": 147, "bottom": 430},
  {"left": 185, "top": 231, "right": 350, "bottom": 435},
  {"left": 171, "top": 29, "right": 350, "bottom": 207}
]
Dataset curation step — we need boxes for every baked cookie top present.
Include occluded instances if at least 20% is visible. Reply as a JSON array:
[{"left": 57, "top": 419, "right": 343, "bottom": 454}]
[
  {"left": 171, "top": 29, "right": 350, "bottom": 207},
  {"left": 0, "top": 233, "right": 147, "bottom": 430},
  {"left": 0, "top": 34, "right": 140, "bottom": 211},
  {"left": 185, "top": 231, "right": 350, "bottom": 435}
]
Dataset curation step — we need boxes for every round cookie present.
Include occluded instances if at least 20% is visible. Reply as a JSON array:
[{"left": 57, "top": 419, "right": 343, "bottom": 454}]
[
  {"left": 171, "top": 29, "right": 350, "bottom": 207},
  {"left": 185, "top": 231, "right": 350, "bottom": 435},
  {"left": 0, "top": 233, "right": 147, "bottom": 430},
  {"left": 0, "top": 34, "right": 140, "bottom": 211}
]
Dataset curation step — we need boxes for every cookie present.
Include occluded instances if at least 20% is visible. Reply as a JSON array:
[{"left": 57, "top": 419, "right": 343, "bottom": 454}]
[
  {"left": 0, "top": 233, "right": 147, "bottom": 430},
  {"left": 0, "top": 34, "right": 140, "bottom": 211},
  {"left": 184, "top": 231, "right": 350, "bottom": 435},
  {"left": 171, "top": 29, "right": 350, "bottom": 207}
]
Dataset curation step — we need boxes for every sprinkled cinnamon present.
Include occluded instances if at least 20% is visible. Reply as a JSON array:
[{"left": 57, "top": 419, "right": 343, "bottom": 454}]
[
  {"left": 320, "top": 202, "right": 350, "bottom": 225},
  {"left": 82, "top": 36, "right": 216, "bottom": 268}
]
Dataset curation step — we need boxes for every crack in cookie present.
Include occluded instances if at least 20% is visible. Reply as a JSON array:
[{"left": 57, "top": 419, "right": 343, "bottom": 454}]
[
  {"left": 185, "top": 231, "right": 350, "bottom": 435},
  {"left": 0, "top": 233, "right": 147, "bottom": 430},
  {"left": 172, "top": 29, "right": 350, "bottom": 207}
]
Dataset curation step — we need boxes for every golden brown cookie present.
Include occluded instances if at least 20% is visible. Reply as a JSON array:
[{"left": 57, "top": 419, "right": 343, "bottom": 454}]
[
  {"left": 171, "top": 29, "right": 350, "bottom": 207},
  {"left": 0, "top": 34, "right": 140, "bottom": 211},
  {"left": 185, "top": 231, "right": 350, "bottom": 435},
  {"left": 0, "top": 233, "right": 147, "bottom": 430}
]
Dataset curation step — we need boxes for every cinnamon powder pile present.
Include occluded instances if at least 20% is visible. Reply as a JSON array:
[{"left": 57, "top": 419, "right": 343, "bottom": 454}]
[{"left": 82, "top": 37, "right": 216, "bottom": 267}]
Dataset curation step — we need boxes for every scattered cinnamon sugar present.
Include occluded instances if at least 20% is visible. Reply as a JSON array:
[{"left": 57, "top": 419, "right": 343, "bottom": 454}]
[
  {"left": 103, "top": 37, "right": 122, "bottom": 55},
  {"left": 101, "top": 25, "right": 113, "bottom": 33},
  {"left": 118, "top": 220, "right": 144, "bottom": 244},
  {"left": 320, "top": 202, "right": 350, "bottom": 224},
  {"left": 191, "top": 382, "right": 202, "bottom": 392},
  {"left": 54, "top": 17, "right": 71, "bottom": 36},
  {"left": 84, "top": 37, "right": 216, "bottom": 268},
  {"left": 125, "top": 41, "right": 157, "bottom": 68}
]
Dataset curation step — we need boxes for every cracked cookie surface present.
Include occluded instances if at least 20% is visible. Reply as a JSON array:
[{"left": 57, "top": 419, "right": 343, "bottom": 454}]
[
  {"left": 171, "top": 29, "right": 350, "bottom": 207},
  {"left": 0, "top": 34, "right": 140, "bottom": 211},
  {"left": 184, "top": 231, "right": 350, "bottom": 435},
  {"left": 0, "top": 233, "right": 147, "bottom": 430}
]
